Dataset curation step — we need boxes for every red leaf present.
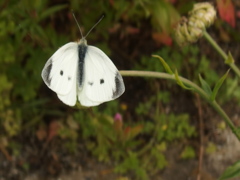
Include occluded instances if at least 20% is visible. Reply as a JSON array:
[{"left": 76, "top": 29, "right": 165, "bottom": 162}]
[
  {"left": 109, "top": 0, "right": 114, "bottom": 6},
  {"left": 36, "top": 125, "right": 47, "bottom": 141},
  {"left": 217, "top": 0, "right": 236, "bottom": 28},
  {"left": 236, "top": 10, "right": 240, "bottom": 19},
  {"left": 166, "top": 0, "right": 177, "bottom": 4},
  {"left": 124, "top": 126, "right": 131, "bottom": 135},
  {"left": 152, "top": 32, "right": 172, "bottom": 46},
  {"left": 125, "top": 26, "right": 140, "bottom": 35},
  {"left": 47, "top": 121, "right": 60, "bottom": 142}
]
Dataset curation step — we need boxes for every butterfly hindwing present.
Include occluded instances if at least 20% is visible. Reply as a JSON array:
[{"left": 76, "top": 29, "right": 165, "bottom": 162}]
[
  {"left": 57, "top": 84, "right": 77, "bottom": 106},
  {"left": 78, "top": 45, "right": 125, "bottom": 106},
  {"left": 41, "top": 42, "right": 78, "bottom": 96}
]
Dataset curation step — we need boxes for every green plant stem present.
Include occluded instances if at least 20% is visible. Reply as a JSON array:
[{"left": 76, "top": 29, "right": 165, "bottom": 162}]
[
  {"left": 203, "top": 31, "right": 240, "bottom": 77},
  {"left": 120, "top": 70, "right": 240, "bottom": 141}
]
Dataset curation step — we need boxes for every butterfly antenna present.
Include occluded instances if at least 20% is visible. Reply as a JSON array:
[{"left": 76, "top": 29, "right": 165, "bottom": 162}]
[
  {"left": 72, "top": 11, "right": 84, "bottom": 38},
  {"left": 84, "top": 15, "right": 104, "bottom": 38}
]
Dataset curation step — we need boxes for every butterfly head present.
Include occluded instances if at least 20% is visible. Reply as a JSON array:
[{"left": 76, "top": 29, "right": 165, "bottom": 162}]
[{"left": 79, "top": 38, "right": 87, "bottom": 45}]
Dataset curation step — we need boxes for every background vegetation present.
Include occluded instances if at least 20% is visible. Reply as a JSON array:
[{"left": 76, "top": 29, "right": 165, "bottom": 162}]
[{"left": 0, "top": 0, "right": 240, "bottom": 180}]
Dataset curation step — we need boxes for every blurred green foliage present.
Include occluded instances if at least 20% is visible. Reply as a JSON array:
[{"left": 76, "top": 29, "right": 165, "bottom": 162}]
[
  {"left": 1, "top": 0, "right": 240, "bottom": 180},
  {"left": 180, "top": 145, "right": 196, "bottom": 159},
  {"left": 219, "top": 160, "right": 240, "bottom": 180},
  {"left": 71, "top": 101, "right": 195, "bottom": 180}
]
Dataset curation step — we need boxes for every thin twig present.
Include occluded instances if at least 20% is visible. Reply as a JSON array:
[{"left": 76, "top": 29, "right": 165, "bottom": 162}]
[
  {"left": 203, "top": 31, "right": 240, "bottom": 78},
  {"left": 195, "top": 94, "right": 204, "bottom": 180},
  {"left": 0, "top": 145, "right": 12, "bottom": 161}
]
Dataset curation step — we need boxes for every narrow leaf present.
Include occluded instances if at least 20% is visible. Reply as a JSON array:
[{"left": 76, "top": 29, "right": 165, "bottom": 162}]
[
  {"left": 152, "top": 55, "right": 173, "bottom": 74},
  {"left": 225, "top": 52, "right": 235, "bottom": 64},
  {"left": 174, "top": 70, "right": 192, "bottom": 90},
  {"left": 34, "top": 24, "right": 47, "bottom": 39},
  {"left": 199, "top": 74, "right": 212, "bottom": 96},
  {"left": 211, "top": 69, "right": 230, "bottom": 101},
  {"left": 219, "top": 161, "right": 240, "bottom": 180},
  {"left": 39, "top": 5, "right": 68, "bottom": 22}
]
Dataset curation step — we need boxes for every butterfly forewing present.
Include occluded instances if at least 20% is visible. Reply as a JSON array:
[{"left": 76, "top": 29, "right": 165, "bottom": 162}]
[
  {"left": 41, "top": 42, "right": 79, "bottom": 96},
  {"left": 78, "top": 46, "right": 125, "bottom": 106}
]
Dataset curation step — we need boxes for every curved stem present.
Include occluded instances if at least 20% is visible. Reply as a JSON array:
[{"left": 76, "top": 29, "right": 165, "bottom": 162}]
[
  {"left": 120, "top": 70, "right": 240, "bottom": 141},
  {"left": 203, "top": 31, "right": 240, "bottom": 77},
  {"left": 120, "top": 70, "right": 208, "bottom": 99}
]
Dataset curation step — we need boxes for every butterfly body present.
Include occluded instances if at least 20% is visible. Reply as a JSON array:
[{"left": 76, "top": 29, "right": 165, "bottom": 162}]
[
  {"left": 41, "top": 38, "right": 125, "bottom": 107},
  {"left": 77, "top": 39, "right": 87, "bottom": 89}
]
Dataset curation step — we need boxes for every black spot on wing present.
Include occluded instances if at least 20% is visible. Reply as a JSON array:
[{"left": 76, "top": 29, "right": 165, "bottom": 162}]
[
  {"left": 112, "top": 72, "right": 124, "bottom": 98},
  {"left": 44, "top": 59, "right": 52, "bottom": 86},
  {"left": 77, "top": 44, "right": 87, "bottom": 87},
  {"left": 88, "top": 81, "right": 93, "bottom": 86},
  {"left": 60, "top": 70, "right": 63, "bottom": 76},
  {"left": 100, "top": 79, "right": 104, "bottom": 84}
]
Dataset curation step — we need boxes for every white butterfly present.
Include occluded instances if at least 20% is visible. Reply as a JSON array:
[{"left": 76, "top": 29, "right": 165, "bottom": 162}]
[{"left": 41, "top": 15, "right": 125, "bottom": 107}]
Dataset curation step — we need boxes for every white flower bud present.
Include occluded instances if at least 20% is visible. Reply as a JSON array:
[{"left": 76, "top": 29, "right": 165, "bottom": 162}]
[{"left": 174, "top": 2, "right": 216, "bottom": 46}]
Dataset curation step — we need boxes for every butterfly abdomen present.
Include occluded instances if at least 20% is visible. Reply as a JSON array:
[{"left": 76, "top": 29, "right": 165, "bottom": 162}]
[{"left": 78, "top": 44, "right": 87, "bottom": 88}]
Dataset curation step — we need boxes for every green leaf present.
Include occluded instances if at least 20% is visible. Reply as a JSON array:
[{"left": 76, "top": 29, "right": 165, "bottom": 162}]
[
  {"left": 152, "top": 55, "right": 173, "bottom": 74},
  {"left": 125, "top": 125, "right": 143, "bottom": 141},
  {"left": 174, "top": 69, "right": 192, "bottom": 90},
  {"left": 211, "top": 69, "right": 230, "bottom": 101},
  {"left": 199, "top": 74, "right": 212, "bottom": 96},
  {"left": 225, "top": 52, "right": 234, "bottom": 64},
  {"left": 146, "top": 0, "right": 180, "bottom": 32},
  {"left": 180, "top": 146, "right": 195, "bottom": 159},
  {"left": 34, "top": 24, "right": 47, "bottom": 40},
  {"left": 219, "top": 161, "right": 240, "bottom": 180},
  {"left": 39, "top": 4, "right": 68, "bottom": 22}
]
